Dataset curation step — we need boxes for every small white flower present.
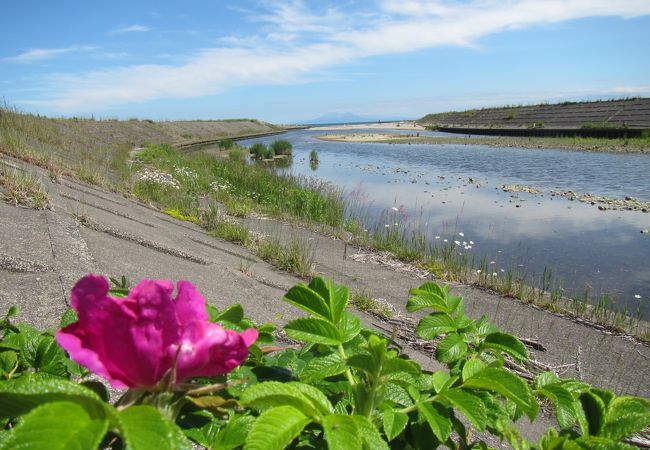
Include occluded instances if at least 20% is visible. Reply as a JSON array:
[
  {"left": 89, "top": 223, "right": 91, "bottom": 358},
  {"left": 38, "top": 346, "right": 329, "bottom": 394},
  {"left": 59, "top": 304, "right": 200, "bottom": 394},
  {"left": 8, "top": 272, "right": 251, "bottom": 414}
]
[
  {"left": 435, "top": 236, "right": 440, "bottom": 239},
  {"left": 454, "top": 240, "right": 461, "bottom": 245},
  {"left": 634, "top": 294, "right": 642, "bottom": 299},
  {"left": 443, "top": 239, "right": 448, "bottom": 243},
  {"left": 490, "top": 261, "right": 496, "bottom": 265},
  {"left": 467, "top": 245, "right": 472, "bottom": 249},
  {"left": 391, "top": 206, "right": 399, "bottom": 212},
  {"left": 501, "top": 269, "right": 505, "bottom": 272},
  {"left": 469, "top": 241, "right": 474, "bottom": 245},
  {"left": 476, "top": 269, "right": 482, "bottom": 274},
  {"left": 385, "top": 224, "right": 390, "bottom": 228},
  {"left": 492, "top": 272, "right": 498, "bottom": 277},
  {"left": 458, "top": 232, "right": 464, "bottom": 237}
]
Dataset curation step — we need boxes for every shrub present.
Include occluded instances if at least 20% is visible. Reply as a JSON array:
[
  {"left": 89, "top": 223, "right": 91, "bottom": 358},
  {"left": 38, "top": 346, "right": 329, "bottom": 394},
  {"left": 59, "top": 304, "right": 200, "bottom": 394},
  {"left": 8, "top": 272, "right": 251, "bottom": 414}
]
[
  {"left": 309, "top": 150, "right": 319, "bottom": 162},
  {"left": 249, "top": 143, "right": 268, "bottom": 159},
  {"left": 219, "top": 138, "right": 235, "bottom": 150}
]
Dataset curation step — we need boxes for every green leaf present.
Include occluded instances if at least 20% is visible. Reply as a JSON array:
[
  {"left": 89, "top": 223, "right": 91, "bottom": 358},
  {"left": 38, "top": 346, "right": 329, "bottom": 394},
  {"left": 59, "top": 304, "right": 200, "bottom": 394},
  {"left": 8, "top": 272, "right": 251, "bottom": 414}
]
[
  {"left": 301, "top": 353, "right": 346, "bottom": 382},
  {"left": 384, "top": 383, "right": 413, "bottom": 407},
  {"left": 0, "top": 401, "right": 108, "bottom": 450},
  {"left": 245, "top": 405, "right": 310, "bottom": 450},
  {"left": 289, "top": 382, "right": 335, "bottom": 416},
  {"left": 322, "top": 414, "right": 361, "bottom": 450},
  {"left": 535, "top": 371, "right": 560, "bottom": 389},
  {"left": 309, "top": 278, "right": 349, "bottom": 324},
  {"left": 33, "top": 334, "right": 68, "bottom": 377},
  {"left": 285, "top": 317, "right": 342, "bottom": 345},
  {"left": 464, "top": 367, "right": 538, "bottom": 421},
  {"left": 212, "top": 415, "right": 255, "bottom": 450},
  {"left": 215, "top": 304, "right": 244, "bottom": 323},
  {"left": 480, "top": 332, "right": 528, "bottom": 363},
  {"left": 602, "top": 396, "right": 650, "bottom": 440},
  {"left": 441, "top": 388, "right": 488, "bottom": 431},
  {"left": 241, "top": 381, "right": 318, "bottom": 418},
  {"left": 580, "top": 391, "right": 606, "bottom": 436},
  {"left": 417, "top": 402, "right": 452, "bottom": 442},
  {"left": 283, "top": 284, "right": 331, "bottom": 321},
  {"left": 0, "top": 377, "right": 111, "bottom": 420},
  {"left": 347, "top": 354, "right": 377, "bottom": 376},
  {"left": 407, "top": 289, "right": 449, "bottom": 313},
  {"left": 436, "top": 333, "right": 468, "bottom": 363},
  {"left": 462, "top": 358, "right": 486, "bottom": 381},
  {"left": 537, "top": 384, "right": 579, "bottom": 430},
  {"left": 382, "top": 358, "right": 420, "bottom": 378},
  {"left": 383, "top": 409, "right": 408, "bottom": 441},
  {"left": 59, "top": 308, "right": 78, "bottom": 328},
  {"left": 473, "top": 316, "right": 498, "bottom": 337},
  {"left": 0, "top": 351, "right": 18, "bottom": 377},
  {"left": 415, "top": 313, "right": 457, "bottom": 340},
  {"left": 431, "top": 371, "right": 451, "bottom": 393},
  {"left": 118, "top": 405, "right": 191, "bottom": 450},
  {"left": 339, "top": 312, "right": 362, "bottom": 343},
  {"left": 352, "top": 415, "right": 389, "bottom": 450}
]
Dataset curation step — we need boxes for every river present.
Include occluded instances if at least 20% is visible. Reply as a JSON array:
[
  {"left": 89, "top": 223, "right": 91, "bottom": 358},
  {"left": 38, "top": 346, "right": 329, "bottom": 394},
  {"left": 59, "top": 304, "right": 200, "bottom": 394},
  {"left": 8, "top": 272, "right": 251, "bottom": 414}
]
[{"left": 235, "top": 128, "right": 650, "bottom": 316}]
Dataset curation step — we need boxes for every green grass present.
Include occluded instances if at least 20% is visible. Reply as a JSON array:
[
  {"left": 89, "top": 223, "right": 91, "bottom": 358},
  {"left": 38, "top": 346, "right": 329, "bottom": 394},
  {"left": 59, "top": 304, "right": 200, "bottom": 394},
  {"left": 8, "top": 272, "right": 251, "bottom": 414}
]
[
  {"left": 349, "top": 292, "right": 394, "bottom": 319},
  {"left": 256, "top": 236, "right": 314, "bottom": 278},
  {"left": 209, "top": 220, "right": 250, "bottom": 246},
  {"left": 0, "top": 165, "right": 50, "bottom": 209}
]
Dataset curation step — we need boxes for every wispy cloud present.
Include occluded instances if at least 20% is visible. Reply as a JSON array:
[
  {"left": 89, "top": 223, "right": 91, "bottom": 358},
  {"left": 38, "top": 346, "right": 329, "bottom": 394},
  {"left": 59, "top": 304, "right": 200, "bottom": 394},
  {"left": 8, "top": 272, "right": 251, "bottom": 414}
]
[
  {"left": 3, "top": 46, "right": 96, "bottom": 63},
  {"left": 28, "top": 0, "right": 650, "bottom": 111},
  {"left": 113, "top": 24, "right": 152, "bottom": 33}
]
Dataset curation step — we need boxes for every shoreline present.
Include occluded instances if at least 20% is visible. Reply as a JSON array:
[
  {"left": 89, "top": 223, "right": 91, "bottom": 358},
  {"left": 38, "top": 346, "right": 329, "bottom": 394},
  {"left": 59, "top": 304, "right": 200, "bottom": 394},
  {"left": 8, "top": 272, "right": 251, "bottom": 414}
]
[
  {"left": 308, "top": 121, "right": 425, "bottom": 131},
  {"left": 315, "top": 132, "right": 650, "bottom": 153}
]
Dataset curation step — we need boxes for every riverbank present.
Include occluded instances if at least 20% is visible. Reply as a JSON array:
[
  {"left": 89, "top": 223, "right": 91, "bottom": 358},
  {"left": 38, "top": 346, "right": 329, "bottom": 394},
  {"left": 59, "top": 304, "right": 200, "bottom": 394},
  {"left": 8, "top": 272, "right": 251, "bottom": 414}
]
[{"left": 316, "top": 132, "right": 650, "bottom": 153}]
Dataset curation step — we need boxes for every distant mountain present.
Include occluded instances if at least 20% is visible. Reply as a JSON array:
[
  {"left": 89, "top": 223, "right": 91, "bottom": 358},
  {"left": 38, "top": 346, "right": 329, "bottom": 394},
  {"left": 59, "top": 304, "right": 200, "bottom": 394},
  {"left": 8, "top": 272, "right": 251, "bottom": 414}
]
[{"left": 297, "top": 112, "right": 407, "bottom": 125}]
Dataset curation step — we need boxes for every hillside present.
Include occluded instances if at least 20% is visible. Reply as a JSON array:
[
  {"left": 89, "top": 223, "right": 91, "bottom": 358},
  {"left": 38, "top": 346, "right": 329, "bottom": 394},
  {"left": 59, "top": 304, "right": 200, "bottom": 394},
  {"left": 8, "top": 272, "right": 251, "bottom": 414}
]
[{"left": 417, "top": 98, "right": 650, "bottom": 132}]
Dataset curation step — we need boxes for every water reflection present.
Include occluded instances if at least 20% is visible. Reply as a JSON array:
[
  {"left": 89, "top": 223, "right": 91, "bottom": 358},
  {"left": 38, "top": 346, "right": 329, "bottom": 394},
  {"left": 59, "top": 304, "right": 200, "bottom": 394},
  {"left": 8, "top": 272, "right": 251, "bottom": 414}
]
[{"left": 237, "top": 129, "right": 650, "bottom": 315}]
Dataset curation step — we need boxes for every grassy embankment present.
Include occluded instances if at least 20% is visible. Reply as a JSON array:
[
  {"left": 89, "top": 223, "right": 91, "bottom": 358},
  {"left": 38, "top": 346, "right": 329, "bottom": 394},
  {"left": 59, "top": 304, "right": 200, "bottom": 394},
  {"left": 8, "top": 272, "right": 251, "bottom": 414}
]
[
  {"left": 317, "top": 132, "right": 650, "bottom": 153},
  {"left": 1, "top": 106, "right": 647, "bottom": 341}
]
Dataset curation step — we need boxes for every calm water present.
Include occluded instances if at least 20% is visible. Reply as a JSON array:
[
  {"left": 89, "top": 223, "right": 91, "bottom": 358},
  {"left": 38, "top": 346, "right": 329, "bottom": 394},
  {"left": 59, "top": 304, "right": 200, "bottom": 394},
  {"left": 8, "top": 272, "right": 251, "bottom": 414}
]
[{"left": 236, "top": 129, "right": 650, "bottom": 316}]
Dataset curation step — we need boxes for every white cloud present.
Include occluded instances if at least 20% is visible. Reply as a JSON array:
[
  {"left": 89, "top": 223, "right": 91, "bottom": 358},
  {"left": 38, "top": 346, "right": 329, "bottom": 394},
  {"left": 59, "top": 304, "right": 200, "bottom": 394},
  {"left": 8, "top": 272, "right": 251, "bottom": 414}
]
[
  {"left": 113, "top": 24, "right": 152, "bottom": 33},
  {"left": 27, "top": 0, "right": 650, "bottom": 112},
  {"left": 3, "top": 46, "right": 96, "bottom": 63}
]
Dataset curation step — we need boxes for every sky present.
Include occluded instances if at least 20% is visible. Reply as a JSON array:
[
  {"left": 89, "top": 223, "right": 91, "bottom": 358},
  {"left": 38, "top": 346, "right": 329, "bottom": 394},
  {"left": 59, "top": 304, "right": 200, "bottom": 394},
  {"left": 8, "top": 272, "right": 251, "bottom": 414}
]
[{"left": 2, "top": 0, "right": 650, "bottom": 123}]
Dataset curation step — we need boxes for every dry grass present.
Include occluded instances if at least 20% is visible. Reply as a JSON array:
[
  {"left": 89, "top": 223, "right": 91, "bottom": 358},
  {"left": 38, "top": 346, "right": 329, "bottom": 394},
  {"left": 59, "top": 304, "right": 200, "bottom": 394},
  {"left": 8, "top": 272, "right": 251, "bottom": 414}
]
[{"left": 0, "top": 165, "right": 50, "bottom": 209}]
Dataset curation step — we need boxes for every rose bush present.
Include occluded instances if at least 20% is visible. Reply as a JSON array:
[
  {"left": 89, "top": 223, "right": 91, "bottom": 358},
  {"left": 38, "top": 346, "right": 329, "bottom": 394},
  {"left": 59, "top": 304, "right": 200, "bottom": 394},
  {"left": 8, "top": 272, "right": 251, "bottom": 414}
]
[{"left": 56, "top": 274, "right": 257, "bottom": 388}]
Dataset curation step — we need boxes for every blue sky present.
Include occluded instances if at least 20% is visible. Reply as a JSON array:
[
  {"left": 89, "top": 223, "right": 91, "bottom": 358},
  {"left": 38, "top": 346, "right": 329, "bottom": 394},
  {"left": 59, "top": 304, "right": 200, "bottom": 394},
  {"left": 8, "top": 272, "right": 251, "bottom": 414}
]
[{"left": 2, "top": 0, "right": 649, "bottom": 123}]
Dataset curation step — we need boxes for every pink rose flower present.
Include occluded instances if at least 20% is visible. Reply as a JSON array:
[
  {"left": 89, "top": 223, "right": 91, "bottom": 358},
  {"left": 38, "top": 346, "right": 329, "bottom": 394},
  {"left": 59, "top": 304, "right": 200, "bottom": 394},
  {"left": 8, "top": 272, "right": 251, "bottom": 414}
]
[{"left": 56, "top": 274, "right": 258, "bottom": 388}]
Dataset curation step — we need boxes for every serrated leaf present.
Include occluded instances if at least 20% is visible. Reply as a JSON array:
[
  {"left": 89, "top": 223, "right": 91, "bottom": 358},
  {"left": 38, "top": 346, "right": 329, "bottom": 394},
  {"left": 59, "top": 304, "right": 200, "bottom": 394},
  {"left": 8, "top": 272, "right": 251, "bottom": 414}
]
[
  {"left": 417, "top": 402, "right": 452, "bottom": 442},
  {"left": 580, "top": 391, "right": 606, "bottom": 436},
  {"left": 473, "top": 316, "right": 498, "bottom": 337},
  {"left": 322, "top": 414, "right": 361, "bottom": 450},
  {"left": 537, "top": 384, "right": 579, "bottom": 430},
  {"left": 436, "top": 333, "right": 468, "bottom": 363},
  {"left": 0, "top": 351, "right": 18, "bottom": 377},
  {"left": 0, "top": 401, "right": 108, "bottom": 450},
  {"left": 535, "top": 371, "right": 560, "bottom": 389},
  {"left": 347, "top": 354, "right": 376, "bottom": 376},
  {"left": 215, "top": 304, "right": 244, "bottom": 323},
  {"left": 0, "top": 377, "right": 112, "bottom": 420},
  {"left": 385, "top": 382, "right": 413, "bottom": 407},
  {"left": 309, "top": 278, "right": 349, "bottom": 324},
  {"left": 212, "top": 415, "right": 255, "bottom": 450},
  {"left": 441, "top": 388, "right": 488, "bottom": 431},
  {"left": 118, "top": 405, "right": 184, "bottom": 450},
  {"left": 245, "top": 405, "right": 310, "bottom": 450},
  {"left": 289, "top": 382, "right": 334, "bottom": 416},
  {"left": 462, "top": 358, "right": 486, "bottom": 381},
  {"left": 285, "top": 317, "right": 342, "bottom": 345},
  {"left": 464, "top": 367, "right": 538, "bottom": 421},
  {"left": 283, "top": 284, "right": 331, "bottom": 320},
  {"left": 415, "top": 313, "right": 457, "bottom": 340},
  {"left": 352, "top": 415, "right": 390, "bottom": 450},
  {"left": 407, "top": 290, "right": 449, "bottom": 313},
  {"left": 339, "top": 312, "right": 361, "bottom": 343},
  {"left": 431, "top": 371, "right": 451, "bottom": 393},
  {"left": 301, "top": 353, "right": 346, "bottom": 382},
  {"left": 480, "top": 332, "right": 528, "bottom": 363},
  {"left": 241, "top": 381, "right": 318, "bottom": 418},
  {"left": 383, "top": 409, "right": 408, "bottom": 441},
  {"left": 602, "top": 396, "right": 650, "bottom": 440},
  {"left": 59, "top": 309, "right": 78, "bottom": 328}
]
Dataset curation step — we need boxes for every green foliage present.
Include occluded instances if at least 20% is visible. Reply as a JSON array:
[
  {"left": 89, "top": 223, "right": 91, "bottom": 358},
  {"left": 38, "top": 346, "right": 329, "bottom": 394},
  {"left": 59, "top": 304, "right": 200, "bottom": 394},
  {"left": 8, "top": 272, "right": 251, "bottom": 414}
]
[
  {"left": 1, "top": 279, "right": 649, "bottom": 449},
  {"left": 219, "top": 138, "right": 235, "bottom": 150},
  {"left": 270, "top": 140, "right": 292, "bottom": 156}
]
